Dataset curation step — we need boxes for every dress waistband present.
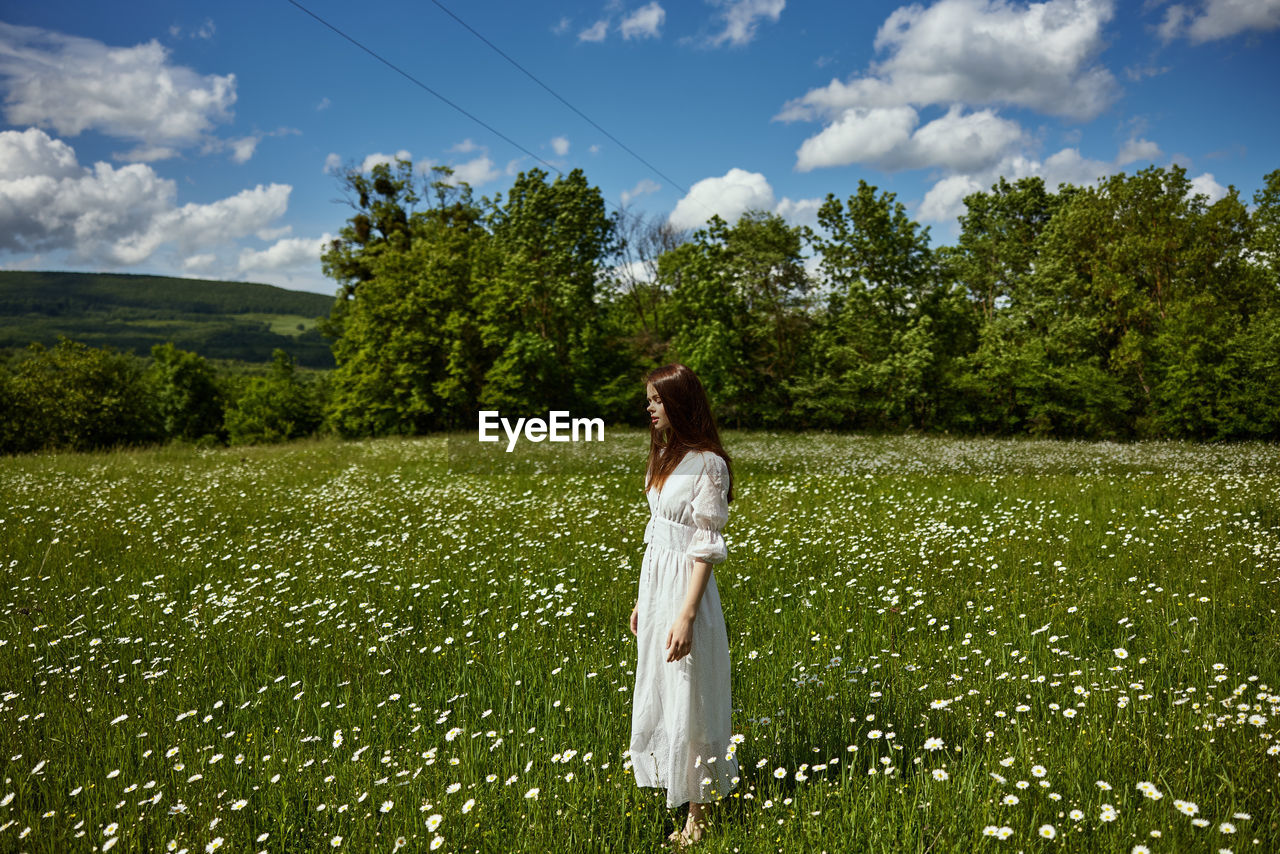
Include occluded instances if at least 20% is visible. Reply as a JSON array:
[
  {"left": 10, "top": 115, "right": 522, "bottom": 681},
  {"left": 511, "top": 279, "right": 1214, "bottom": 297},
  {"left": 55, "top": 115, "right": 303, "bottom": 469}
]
[{"left": 644, "top": 516, "right": 696, "bottom": 554}]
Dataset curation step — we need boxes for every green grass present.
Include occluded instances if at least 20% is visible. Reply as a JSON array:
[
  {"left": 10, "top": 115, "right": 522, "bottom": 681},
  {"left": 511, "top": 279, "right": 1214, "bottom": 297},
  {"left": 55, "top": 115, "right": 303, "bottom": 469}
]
[
  {"left": 1, "top": 432, "right": 1277, "bottom": 852},
  {"left": 0, "top": 271, "right": 334, "bottom": 368}
]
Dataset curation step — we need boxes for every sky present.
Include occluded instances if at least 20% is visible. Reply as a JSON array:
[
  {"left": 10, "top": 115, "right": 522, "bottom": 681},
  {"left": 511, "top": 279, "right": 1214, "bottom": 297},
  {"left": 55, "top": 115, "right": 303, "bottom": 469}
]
[{"left": 1, "top": 0, "right": 1278, "bottom": 295}]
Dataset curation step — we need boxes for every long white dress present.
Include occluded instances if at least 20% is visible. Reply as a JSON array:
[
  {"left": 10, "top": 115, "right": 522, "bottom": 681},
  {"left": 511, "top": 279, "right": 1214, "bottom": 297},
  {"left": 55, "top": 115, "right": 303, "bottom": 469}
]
[{"left": 629, "top": 448, "right": 740, "bottom": 808}]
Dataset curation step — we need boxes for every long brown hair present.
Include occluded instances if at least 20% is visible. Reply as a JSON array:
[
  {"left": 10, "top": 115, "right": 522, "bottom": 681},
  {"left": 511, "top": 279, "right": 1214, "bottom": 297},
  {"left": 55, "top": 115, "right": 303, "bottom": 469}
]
[{"left": 644, "top": 363, "right": 734, "bottom": 501}]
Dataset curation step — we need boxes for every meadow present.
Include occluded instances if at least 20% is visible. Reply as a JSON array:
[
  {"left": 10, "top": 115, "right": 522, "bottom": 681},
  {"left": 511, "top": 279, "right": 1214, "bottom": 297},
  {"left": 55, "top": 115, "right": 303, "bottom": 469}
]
[{"left": 1, "top": 431, "right": 1277, "bottom": 853}]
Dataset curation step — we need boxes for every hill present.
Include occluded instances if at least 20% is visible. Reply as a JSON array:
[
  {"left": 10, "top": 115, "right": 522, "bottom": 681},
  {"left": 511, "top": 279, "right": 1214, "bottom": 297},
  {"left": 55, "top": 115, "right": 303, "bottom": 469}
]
[{"left": 0, "top": 271, "right": 336, "bottom": 367}]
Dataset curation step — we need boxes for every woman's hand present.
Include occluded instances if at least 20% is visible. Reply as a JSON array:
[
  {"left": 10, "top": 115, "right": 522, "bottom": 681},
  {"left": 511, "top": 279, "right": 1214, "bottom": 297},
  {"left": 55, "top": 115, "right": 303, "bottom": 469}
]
[
  {"left": 665, "top": 614, "right": 695, "bottom": 662},
  {"left": 629, "top": 605, "right": 639, "bottom": 637}
]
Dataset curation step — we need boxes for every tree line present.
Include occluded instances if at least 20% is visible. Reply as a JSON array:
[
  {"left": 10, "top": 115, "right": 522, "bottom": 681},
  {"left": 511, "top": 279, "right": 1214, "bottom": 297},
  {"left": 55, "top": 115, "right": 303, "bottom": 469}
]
[
  {"left": 319, "top": 159, "right": 1280, "bottom": 441},
  {"left": 2, "top": 159, "right": 1277, "bottom": 454}
]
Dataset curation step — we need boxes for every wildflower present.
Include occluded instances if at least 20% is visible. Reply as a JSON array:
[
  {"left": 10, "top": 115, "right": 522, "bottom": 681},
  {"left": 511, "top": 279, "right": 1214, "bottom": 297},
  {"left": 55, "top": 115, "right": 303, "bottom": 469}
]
[
  {"left": 1174, "top": 800, "right": 1200, "bottom": 816},
  {"left": 380, "top": 800, "right": 393, "bottom": 814},
  {"left": 1219, "top": 823, "right": 1236, "bottom": 834},
  {"left": 1002, "top": 795, "right": 1019, "bottom": 806},
  {"left": 1039, "top": 824, "right": 1056, "bottom": 839},
  {"left": 524, "top": 787, "right": 540, "bottom": 799},
  {"left": 430, "top": 837, "right": 444, "bottom": 851},
  {"left": 1100, "top": 804, "right": 1118, "bottom": 822},
  {"left": 206, "top": 839, "right": 224, "bottom": 853},
  {"left": 426, "top": 814, "right": 443, "bottom": 832},
  {"left": 462, "top": 798, "right": 475, "bottom": 814},
  {"left": 867, "top": 730, "right": 882, "bottom": 740},
  {"left": 774, "top": 767, "right": 787, "bottom": 779},
  {"left": 1069, "top": 809, "right": 1084, "bottom": 821},
  {"left": 923, "top": 737, "right": 944, "bottom": 751},
  {"left": 231, "top": 799, "right": 247, "bottom": 811},
  {"left": 1136, "top": 781, "right": 1163, "bottom": 800},
  {"left": 1113, "top": 648, "right": 1129, "bottom": 659},
  {"left": 1031, "top": 765, "right": 1047, "bottom": 777},
  {"left": 932, "top": 769, "right": 949, "bottom": 781},
  {"left": 330, "top": 836, "right": 342, "bottom": 848},
  {"left": 332, "top": 730, "right": 343, "bottom": 749}
]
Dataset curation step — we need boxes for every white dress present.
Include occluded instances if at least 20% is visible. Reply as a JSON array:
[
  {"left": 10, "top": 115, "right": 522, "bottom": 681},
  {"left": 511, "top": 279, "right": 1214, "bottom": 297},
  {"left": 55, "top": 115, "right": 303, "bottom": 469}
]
[{"left": 629, "top": 449, "right": 740, "bottom": 808}]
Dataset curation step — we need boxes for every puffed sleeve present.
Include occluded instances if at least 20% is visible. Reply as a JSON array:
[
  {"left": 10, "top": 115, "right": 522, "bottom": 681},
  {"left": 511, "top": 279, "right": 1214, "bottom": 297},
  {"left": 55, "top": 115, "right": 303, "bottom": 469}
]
[{"left": 684, "top": 453, "right": 730, "bottom": 565}]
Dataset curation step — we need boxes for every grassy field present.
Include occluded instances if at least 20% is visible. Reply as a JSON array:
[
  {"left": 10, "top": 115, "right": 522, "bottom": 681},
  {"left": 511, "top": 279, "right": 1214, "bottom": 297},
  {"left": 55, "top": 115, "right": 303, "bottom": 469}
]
[{"left": 1, "top": 432, "right": 1277, "bottom": 853}]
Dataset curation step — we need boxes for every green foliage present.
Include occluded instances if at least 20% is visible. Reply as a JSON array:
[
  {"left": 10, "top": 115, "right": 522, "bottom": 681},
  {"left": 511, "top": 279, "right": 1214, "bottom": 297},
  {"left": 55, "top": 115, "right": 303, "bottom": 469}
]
[
  {"left": 223, "top": 350, "right": 324, "bottom": 445},
  {"left": 1, "top": 337, "right": 160, "bottom": 453},
  {"left": 0, "top": 271, "right": 334, "bottom": 368},
  {"left": 148, "top": 342, "right": 225, "bottom": 442}
]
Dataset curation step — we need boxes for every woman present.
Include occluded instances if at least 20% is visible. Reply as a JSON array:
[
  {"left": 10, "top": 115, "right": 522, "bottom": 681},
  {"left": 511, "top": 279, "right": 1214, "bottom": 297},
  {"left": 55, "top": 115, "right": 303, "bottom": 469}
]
[{"left": 628, "top": 363, "right": 740, "bottom": 847}]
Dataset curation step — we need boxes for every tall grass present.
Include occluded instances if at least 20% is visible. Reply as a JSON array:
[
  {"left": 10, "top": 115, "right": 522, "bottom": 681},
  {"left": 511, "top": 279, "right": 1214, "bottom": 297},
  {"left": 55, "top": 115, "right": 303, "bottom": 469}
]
[{"left": 1, "top": 431, "right": 1277, "bottom": 852}]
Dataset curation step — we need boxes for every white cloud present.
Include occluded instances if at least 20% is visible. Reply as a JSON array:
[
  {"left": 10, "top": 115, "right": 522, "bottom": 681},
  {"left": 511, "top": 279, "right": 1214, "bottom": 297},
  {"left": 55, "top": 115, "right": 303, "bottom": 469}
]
[
  {"left": 316, "top": 97, "right": 331, "bottom": 111},
  {"left": 359, "top": 150, "right": 412, "bottom": 173},
  {"left": 0, "top": 22, "right": 237, "bottom": 157},
  {"left": 0, "top": 128, "right": 291, "bottom": 267},
  {"left": 622, "top": 178, "right": 662, "bottom": 204},
  {"left": 1116, "top": 136, "right": 1162, "bottom": 166},
  {"left": 669, "top": 168, "right": 776, "bottom": 229},
  {"left": 1189, "top": 172, "right": 1228, "bottom": 202},
  {"left": 579, "top": 20, "right": 609, "bottom": 41},
  {"left": 553, "top": 16, "right": 571, "bottom": 35},
  {"left": 323, "top": 153, "right": 343, "bottom": 174},
  {"left": 1160, "top": 0, "right": 1280, "bottom": 42},
  {"left": 450, "top": 138, "right": 481, "bottom": 153},
  {"left": 449, "top": 156, "right": 501, "bottom": 186},
  {"left": 710, "top": 0, "right": 786, "bottom": 46},
  {"left": 916, "top": 139, "right": 1166, "bottom": 223},
  {"left": 795, "top": 105, "right": 1025, "bottom": 173},
  {"left": 551, "top": 135, "right": 571, "bottom": 156},
  {"left": 229, "top": 136, "right": 259, "bottom": 164},
  {"left": 776, "top": 0, "right": 1117, "bottom": 123},
  {"left": 621, "top": 2, "right": 666, "bottom": 39},
  {"left": 775, "top": 196, "right": 823, "bottom": 228},
  {"left": 238, "top": 233, "right": 334, "bottom": 274}
]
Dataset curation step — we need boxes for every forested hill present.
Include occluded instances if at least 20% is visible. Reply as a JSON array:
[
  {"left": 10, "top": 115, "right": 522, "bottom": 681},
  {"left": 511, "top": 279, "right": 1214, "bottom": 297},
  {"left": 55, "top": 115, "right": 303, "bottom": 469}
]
[{"left": 0, "top": 271, "right": 335, "bottom": 367}]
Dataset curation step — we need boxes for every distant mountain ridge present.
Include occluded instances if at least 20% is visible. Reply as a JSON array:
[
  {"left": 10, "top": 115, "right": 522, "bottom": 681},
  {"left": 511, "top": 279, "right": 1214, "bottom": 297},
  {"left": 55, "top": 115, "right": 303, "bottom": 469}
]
[{"left": 0, "top": 271, "right": 336, "bottom": 367}]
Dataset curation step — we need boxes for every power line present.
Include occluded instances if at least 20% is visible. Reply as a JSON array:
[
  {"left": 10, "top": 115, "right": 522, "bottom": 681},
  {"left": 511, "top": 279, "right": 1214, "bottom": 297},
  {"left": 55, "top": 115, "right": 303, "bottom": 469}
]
[
  {"left": 284, "top": 0, "right": 687, "bottom": 234},
  {"left": 427, "top": 0, "right": 691, "bottom": 197},
  {"left": 284, "top": 0, "right": 563, "bottom": 178}
]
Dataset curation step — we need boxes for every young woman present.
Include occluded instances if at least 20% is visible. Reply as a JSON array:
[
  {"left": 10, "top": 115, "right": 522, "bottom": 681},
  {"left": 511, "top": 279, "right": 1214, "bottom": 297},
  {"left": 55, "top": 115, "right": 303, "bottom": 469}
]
[{"left": 628, "top": 363, "right": 740, "bottom": 847}]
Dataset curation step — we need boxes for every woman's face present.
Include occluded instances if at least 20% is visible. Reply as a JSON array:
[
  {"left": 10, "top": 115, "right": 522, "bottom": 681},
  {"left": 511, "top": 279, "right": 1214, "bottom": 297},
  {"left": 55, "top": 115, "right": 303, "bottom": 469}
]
[{"left": 646, "top": 382, "right": 670, "bottom": 432}]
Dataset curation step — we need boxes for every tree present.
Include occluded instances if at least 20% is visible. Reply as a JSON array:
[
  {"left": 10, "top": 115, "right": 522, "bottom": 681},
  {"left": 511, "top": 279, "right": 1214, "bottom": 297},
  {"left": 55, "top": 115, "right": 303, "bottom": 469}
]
[
  {"left": 0, "top": 337, "right": 159, "bottom": 453},
  {"left": 324, "top": 166, "right": 487, "bottom": 436},
  {"left": 224, "top": 350, "right": 323, "bottom": 444},
  {"left": 474, "top": 167, "right": 620, "bottom": 416},
  {"left": 792, "top": 181, "right": 957, "bottom": 430},
  {"left": 148, "top": 342, "right": 224, "bottom": 442}
]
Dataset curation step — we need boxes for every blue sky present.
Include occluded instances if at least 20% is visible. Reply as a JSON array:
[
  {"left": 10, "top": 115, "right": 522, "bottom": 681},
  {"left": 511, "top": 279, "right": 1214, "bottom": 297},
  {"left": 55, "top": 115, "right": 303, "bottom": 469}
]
[{"left": 1, "top": 0, "right": 1277, "bottom": 294}]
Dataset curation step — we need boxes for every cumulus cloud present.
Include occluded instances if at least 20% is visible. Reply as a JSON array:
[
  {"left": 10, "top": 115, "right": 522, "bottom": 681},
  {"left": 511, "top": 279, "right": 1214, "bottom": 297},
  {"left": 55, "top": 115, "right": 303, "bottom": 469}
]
[
  {"left": 551, "top": 135, "right": 570, "bottom": 156},
  {"left": 579, "top": 20, "right": 609, "bottom": 41},
  {"left": 0, "top": 22, "right": 237, "bottom": 160},
  {"left": 323, "top": 153, "right": 342, "bottom": 174},
  {"left": 0, "top": 128, "right": 290, "bottom": 266},
  {"left": 1159, "top": 0, "right": 1280, "bottom": 42},
  {"left": 449, "top": 156, "right": 501, "bottom": 186},
  {"left": 360, "top": 150, "right": 412, "bottom": 173},
  {"left": 238, "top": 233, "right": 334, "bottom": 274},
  {"left": 775, "top": 196, "right": 823, "bottom": 228},
  {"left": 669, "top": 168, "right": 776, "bottom": 229},
  {"left": 777, "top": 0, "right": 1117, "bottom": 123},
  {"left": 621, "top": 178, "right": 661, "bottom": 204},
  {"left": 710, "top": 0, "right": 786, "bottom": 46},
  {"left": 621, "top": 2, "right": 666, "bottom": 39},
  {"left": 795, "top": 105, "right": 1025, "bottom": 173},
  {"left": 915, "top": 137, "right": 1184, "bottom": 223},
  {"left": 1188, "top": 172, "right": 1228, "bottom": 202}
]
